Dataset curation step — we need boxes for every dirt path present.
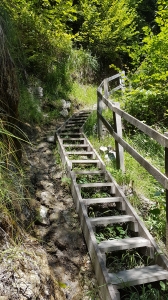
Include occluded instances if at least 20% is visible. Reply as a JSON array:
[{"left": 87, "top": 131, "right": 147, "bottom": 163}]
[{"left": 23, "top": 119, "right": 101, "bottom": 300}]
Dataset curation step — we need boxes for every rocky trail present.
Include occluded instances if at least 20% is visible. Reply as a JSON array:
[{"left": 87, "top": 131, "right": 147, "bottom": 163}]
[{"left": 22, "top": 119, "right": 101, "bottom": 300}]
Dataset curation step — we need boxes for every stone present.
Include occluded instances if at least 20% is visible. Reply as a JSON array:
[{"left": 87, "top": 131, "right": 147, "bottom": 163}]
[
  {"left": 49, "top": 211, "right": 60, "bottom": 223},
  {"left": 40, "top": 191, "right": 55, "bottom": 207},
  {"left": 61, "top": 99, "right": 71, "bottom": 109},
  {"left": 47, "top": 136, "right": 55, "bottom": 143},
  {"left": 39, "top": 205, "right": 49, "bottom": 225},
  {"left": 60, "top": 109, "right": 68, "bottom": 117},
  {"left": 99, "top": 146, "right": 108, "bottom": 153}
]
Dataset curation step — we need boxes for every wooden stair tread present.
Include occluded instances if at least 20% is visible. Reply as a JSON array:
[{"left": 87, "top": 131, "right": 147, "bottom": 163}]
[
  {"left": 71, "top": 159, "right": 99, "bottom": 164},
  {"left": 62, "top": 138, "right": 85, "bottom": 141},
  {"left": 58, "top": 132, "right": 82, "bottom": 135},
  {"left": 59, "top": 133, "right": 82, "bottom": 136},
  {"left": 78, "top": 182, "right": 113, "bottom": 188},
  {"left": 99, "top": 237, "right": 150, "bottom": 252},
  {"left": 64, "top": 144, "right": 89, "bottom": 148},
  {"left": 90, "top": 215, "right": 135, "bottom": 226},
  {"left": 109, "top": 265, "right": 168, "bottom": 287},
  {"left": 66, "top": 151, "right": 93, "bottom": 155},
  {"left": 74, "top": 170, "right": 105, "bottom": 175},
  {"left": 82, "top": 197, "right": 123, "bottom": 205}
]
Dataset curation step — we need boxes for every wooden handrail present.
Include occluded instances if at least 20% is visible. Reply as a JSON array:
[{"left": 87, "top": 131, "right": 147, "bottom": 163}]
[
  {"left": 97, "top": 72, "right": 168, "bottom": 186},
  {"left": 97, "top": 71, "right": 168, "bottom": 248}
]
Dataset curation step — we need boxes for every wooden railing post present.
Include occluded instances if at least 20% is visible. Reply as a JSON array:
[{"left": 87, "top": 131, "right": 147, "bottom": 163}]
[
  {"left": 113, "top": 102, "right": 125, "bottom": 172},
  {"left": 165, "top": 132, "right": 168, "bottom": 251},
  {"left": 97, "top": 87, "right": 103, "bottom": 139},
  {"left": 119, "top": 71, "right": 125, "bottom": 96},
  {"left": 104, "top": 78, "right": 108, "bottom": 99}
]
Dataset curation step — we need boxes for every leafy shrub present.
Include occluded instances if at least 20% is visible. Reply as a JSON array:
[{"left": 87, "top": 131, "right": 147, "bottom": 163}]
[{"left": 124, "top": 88, "right": 168, "bottom": 126}]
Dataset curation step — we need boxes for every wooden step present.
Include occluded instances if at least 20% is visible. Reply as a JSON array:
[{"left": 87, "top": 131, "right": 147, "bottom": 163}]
[
  {"left": 62, "top": 138, "right": 85, "bottom": 143},
  {"left": 109, "top": 265, "right": 168, "bottom": 287},
  {"left": 58, "top": 131, "right": 82, "bottom": 136},
  {"left": 71, "top": 159, "right": 100, "bottom": 164},
  {"left": 78, "top": 182, "right": 114, "bottom": 188},
  {"left": 90, "top": 215, "right": 135, "bottom": 226},
  {"left": 63, "top": 144, "right": 89, "bottom": 148},
  {"left": 60, "top": 135, "right": 82, "bottom": 138},
  {"left": 61, "top": 128, "right": 81, "bottom": 132},
  {"left": 59, "top": 133, "right": 82, "bottom": 136},
  {"left": 66, "top": 151, "right": 93, "bottom": 155},
  {"left": 74, "top": 170, "right": 105, "bottom": 175},
  {"left": 64, "top": 126, "right": 83, "bottom": 129},
  {"left": 70, "top": 117, "right": 88, "bottom": 121},
  {"left": 82, "top": 197, "right": 124, "bottom": 205},
  {"left": 65, "top": 124, "right": 83, "bottom": 127},
  {"left": 68, "top": 120, "right": 85, "bottom": 124},
  {"left": 98, "top": 237, "right": 151, "bottom": 252}
]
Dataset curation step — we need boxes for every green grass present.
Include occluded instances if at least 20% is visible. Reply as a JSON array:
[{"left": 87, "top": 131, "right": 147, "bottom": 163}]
[{"left": 69, "top": 82, "right": 97, "bottom": 109}]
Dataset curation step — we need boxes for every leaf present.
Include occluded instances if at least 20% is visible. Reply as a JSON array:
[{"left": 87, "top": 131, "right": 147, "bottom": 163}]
[
  {"left": 160, "top": 281, "right": 166, "bottom": 291},
  {"left": 58, "top": 282, "right": 67, "bottom": 288}
]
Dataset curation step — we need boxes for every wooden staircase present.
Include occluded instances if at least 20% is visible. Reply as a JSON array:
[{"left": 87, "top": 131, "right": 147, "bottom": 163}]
[{"left": 56, "top": 111, "right": 168, "bottom": 300}]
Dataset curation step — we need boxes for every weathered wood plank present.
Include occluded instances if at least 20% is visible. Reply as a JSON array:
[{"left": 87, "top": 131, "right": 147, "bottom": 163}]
[
  {"left": 90, "top": 215, "right": 135, "bottom": 226},
  {"left": 82, "top": 197, "right": 123, "bottom": 205},
  {"left": 63, "top": 144, "right": 89, "bottom": 148},
  {"left": 78, "top": 182, "right": 114, "bottom": 188},
  {"left": 71, "top": 159, "right": 99, "bottom": 164},
  {"left": 109, "top": 265, "right": 168, "bottom": 287},
  {"left": 74, "top": 170, "right": 105, "bottom": 175},
  {"left": 113, "top": 102, "right": 125, "bottom": 171},
  {"left": 66, "top": 151, "right": 93, "bottom": 155},
  {"left": 99, "top": 237, "right": 150, "bottom": 252},
  {"left": 98, "top": 92, "right": 168, "bottom": 148},
  {"left": 107, "top": 73, "right": 121, "bottom": 82}
]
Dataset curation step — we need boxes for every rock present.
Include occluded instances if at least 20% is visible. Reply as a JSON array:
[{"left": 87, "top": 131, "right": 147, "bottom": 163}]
[
  {"left": 40, "top": 191, "right": 55, "bottom": 207},
  {"left": 39, "top": 180, "right": 54, "bottom": 191},
  {"left": 60, "top": 109, "right": 69, "bottom": 117},
  {"left": 99, "top": 146, "right": 108, "bottom": 153},
  {"left": 39, "top": 205, "right": 49, "bottom": 225},
  {"left": 47, "top": 136, "right": 55, "bottom": 143},
  {"left": 61, "top": 99, "right": 71, "bottom": 110},
  {"left": 49, "top": 210, "right": 60, "bottom": 223},
  {"left": 65, "top": 101, "right": 71, "bottom": 109}
]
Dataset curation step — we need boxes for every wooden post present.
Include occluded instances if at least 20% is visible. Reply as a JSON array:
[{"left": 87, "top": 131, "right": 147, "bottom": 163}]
[
  {"left": 113, "top": 102, "right": 125, "bottom": 172},
  {"left": 165, "top": 132, "right": 168, "bottom": 251},
  {"left": 97, "top": 87, "right": 103, "bottom": 140},
  {"left": 104, "top": 78, "right": 108, "bottom": 99},
  {"left": 119, "top": 70, "right": 125, "bottom": 93}
]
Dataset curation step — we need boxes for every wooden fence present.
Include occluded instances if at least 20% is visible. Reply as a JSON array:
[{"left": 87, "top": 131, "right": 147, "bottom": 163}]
[{"left": 97, "top": 71, "right": 168, "bottom": 249}]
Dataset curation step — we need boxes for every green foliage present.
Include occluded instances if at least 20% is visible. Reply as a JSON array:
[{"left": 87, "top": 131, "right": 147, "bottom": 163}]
[
  {"left": 69, "top": 82, "right": 97, "bottom": 109},
  {"left": 124, "top": 282, "right": 168, "bottom": 299},
  {"left": 18, "top": 85, "right": 44, "bottom": 124},
  {"left": 96, "top": 224, "right": 129, "bottom": 243},
  {"left": 0, "top": 0, "right": 74, "bottom": 97},
  {"left": 0, "top": 121, "right": 30, "bottom": 237},
  {"left": 125, "top": 1, "right": 168, "bottom": 127},
  {"left": 124, "top": 88, "right": 168, "bottom": 126},
  {"left": 76, "top": 0, "right": 139, "bottom": 66},
  {"left": 70, "top": 48, "right": 99, "bottom": 84}
]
